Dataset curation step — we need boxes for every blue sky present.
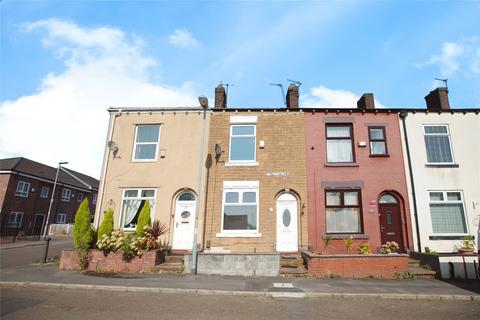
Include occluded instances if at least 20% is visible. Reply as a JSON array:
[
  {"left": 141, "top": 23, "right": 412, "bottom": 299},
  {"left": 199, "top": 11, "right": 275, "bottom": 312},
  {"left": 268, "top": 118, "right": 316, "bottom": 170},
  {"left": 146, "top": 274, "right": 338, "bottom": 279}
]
[{"left": 1, "top": 1, "right": 479, "bottom": 176}]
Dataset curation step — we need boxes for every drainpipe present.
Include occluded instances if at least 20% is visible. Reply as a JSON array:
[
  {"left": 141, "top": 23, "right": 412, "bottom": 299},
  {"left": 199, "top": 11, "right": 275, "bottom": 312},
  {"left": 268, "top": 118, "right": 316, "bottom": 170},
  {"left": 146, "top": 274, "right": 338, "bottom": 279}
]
[
  {"left": 94, "top": 109, "right": 120, "bottom": 229},
  {"left": 399, "top": 111, "right": 422, "bottom": 252}
]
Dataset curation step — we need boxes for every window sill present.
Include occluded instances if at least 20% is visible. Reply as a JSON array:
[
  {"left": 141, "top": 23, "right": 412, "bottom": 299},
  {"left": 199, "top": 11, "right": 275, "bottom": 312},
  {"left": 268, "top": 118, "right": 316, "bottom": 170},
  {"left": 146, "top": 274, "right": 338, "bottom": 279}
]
[
  {"left": 131, "top": 159, "right": 158, "bottom": 163},
  {"left": 429, "top": 235, "right": 472, "bottom": 240},
  {"left": 216, "top": 232, "right": 262, "bottom": 238},
  {"left": 325, "top": 234, "right": 369, "bottom": 240},
  {"left": 425, "top": 164, "right": 459, "bottom": 168},
  {"left": 369, "top": 154, "right": 390, "bottom": 158},
  {"left": 225, "top": 162, "right": 259, "bottom": 167},
  {"left": 14, "top": 194, "right": 28, "bottom": 198},
  {"left": 324, "top": 163, "right": 359, "bottom": 167}
]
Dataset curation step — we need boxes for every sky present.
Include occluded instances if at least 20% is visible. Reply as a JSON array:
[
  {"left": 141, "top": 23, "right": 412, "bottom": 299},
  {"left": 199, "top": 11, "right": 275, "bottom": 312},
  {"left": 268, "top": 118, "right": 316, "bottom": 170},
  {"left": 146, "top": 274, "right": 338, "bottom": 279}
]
[{"left": 1, "top": 1, "right": 479, "bottom": 178}]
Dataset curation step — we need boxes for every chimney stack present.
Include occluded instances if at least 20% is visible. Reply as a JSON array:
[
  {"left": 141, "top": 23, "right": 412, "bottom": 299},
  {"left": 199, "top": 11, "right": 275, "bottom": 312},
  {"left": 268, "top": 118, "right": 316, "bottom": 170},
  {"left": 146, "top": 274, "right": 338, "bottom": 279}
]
[
  {"left": 357, "top": 93, "right": 375, "bottom": 109},
  {"left": 286, "top": 84, "right": 299, "bottom": 109},
  {"left": 425, "top": 87, "right": 450, "bottom": 110},
  {"left": 214, "top": 84, "right": 226, "bottom": 109}
]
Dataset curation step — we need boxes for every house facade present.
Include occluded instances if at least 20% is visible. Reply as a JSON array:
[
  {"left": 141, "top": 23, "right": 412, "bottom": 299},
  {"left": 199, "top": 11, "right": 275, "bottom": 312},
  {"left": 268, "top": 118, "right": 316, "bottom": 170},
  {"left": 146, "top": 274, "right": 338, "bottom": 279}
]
[
  {"left": 0, "top": 157, "right": 98, "bottom": 237},
  {"left": 400, "top": 88, "right": 480, "bottom": 253},
  {"left": 304, "top": 95, "right": 413, "bottom": 254},
  {"left": 94, "top": 107, "right": 210, "bottom": 251},
  {"left": 201, "top": 85, "right": 308, "bottom": 253}
]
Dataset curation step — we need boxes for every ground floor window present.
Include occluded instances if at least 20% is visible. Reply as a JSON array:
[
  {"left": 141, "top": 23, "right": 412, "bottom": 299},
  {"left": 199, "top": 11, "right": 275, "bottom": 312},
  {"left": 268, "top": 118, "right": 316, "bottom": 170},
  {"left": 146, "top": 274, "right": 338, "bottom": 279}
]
[
  {"left": 222, "top": 181, "right": 259, "bottom": 234},
  {"left": 56, "top": 213, "right": 67, "bottom": 224},
  {"left": 8, "top": 212, "right": 23, "bottom": 228},
  {"left": 429, "top": 191, "right": 467, "bottom": 234},
  {"left": 120, "top": 188, "right": 155, "bottom": 230},
  {"left": 325, "top": 190, "right": 362, "bottom": 233}
]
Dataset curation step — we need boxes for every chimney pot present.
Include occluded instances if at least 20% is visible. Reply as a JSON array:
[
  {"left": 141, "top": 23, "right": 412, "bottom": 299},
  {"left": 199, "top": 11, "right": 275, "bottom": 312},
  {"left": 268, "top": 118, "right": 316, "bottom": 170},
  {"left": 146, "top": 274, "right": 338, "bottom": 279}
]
[
  {"left": 214, "top": 84, "right": 226, "bottom": 109},
  {"left": 286, "top": 84, "right": 299, "bottom": 110},
  {"left": 357, "top": 93, "right": 375, "bottom": 109},
  {"left": 425, "top": 87, "right": 450, "bottom": 110}
]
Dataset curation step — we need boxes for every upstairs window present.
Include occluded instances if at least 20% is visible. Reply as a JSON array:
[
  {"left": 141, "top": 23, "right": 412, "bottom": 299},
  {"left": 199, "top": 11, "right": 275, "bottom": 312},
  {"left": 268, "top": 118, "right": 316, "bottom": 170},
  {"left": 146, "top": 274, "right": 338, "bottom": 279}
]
[
  {"left": 61, "top": 188, "right": 71, "bottom": 202},
  {"left": 133, "top": 125, "right": 160, "bottom": 161},
  {"left": 368, "top": 126, "right": 388, "bottom": 156},
  {"left": 77, "top": 193, "right": 84, "bottom": 202},
  {"left": 40, "top": 187, "right": 49, "bottom": 198},
  {"left": 326, "top": 124, "right": 354, "bottom": 163},
  {"left": 424, "top": 125, "right": 454, "bottom": 164},
  {"left": 8, "top": 212, "right": 23, "bottom": 228},
  {"left": 326, "top": 190, "right": 362, "bottom": 233},
  {"left": 429, "top": 191, "right": 467, "bottom": 234},
  {"left": 229, "top": 125, "right": 256, "bottom": 162},
  {"left": 92, "top": 194, "right": 97, "bottom": 204},
  {"left": 15, "top": 181, "right": 30, "bottom": 197}
]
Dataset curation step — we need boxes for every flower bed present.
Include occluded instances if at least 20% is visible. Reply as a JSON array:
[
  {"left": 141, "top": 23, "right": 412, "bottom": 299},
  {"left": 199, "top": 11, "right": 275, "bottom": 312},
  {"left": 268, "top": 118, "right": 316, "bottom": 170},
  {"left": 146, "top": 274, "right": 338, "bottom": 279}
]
[
  {"left": 59, "top": 249, "right": 164, "bottom": 273},
  {"left": 302, "top": 251, "right": 409, "bottom": 279}
]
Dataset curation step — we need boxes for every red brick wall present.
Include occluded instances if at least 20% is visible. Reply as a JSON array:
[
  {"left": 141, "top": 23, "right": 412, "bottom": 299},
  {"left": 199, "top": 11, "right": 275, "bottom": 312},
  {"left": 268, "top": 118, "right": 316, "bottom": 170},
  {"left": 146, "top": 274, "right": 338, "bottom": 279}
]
[
  {"left": 304, "top": 254, "right": 409, "bottom": 279},
  {"left": 304, "top": 111, "right": 413, "bottom": 253},
  {"left": 59, "top": 249, "right": 163, "bottom": 273}
]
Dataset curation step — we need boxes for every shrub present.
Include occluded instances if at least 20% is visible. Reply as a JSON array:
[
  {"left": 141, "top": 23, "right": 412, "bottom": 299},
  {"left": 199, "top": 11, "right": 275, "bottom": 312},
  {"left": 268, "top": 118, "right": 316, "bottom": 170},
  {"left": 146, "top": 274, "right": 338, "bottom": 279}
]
[
  {"left": 135, "top": 200, "right": 151, "bottom": 236},
  {"left": 381, "top": 241, "right": 399, "bottom": 254},
  {"left": 461, "top": 236, "right": 475, "bottom": 249},
  {"left": 73, "top": 198, "right": 94, "bottom": 251},
  {"left": 98, "top": 209, "right": 114, "bottom": 241},
  {"left": 344, "top": 236, "right": 354, "bottom": 253},
  {"left": 358, "top": 243, "right": 371, "bottom": 254},
  {"left": 323, "top": 235, "right": 333, "bottom": 254}
]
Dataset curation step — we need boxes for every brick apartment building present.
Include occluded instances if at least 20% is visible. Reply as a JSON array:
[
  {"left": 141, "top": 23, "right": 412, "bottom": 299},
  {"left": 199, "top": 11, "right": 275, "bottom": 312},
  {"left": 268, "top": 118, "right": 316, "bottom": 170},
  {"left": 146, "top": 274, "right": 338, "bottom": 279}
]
[{"left": 0, "top": 157, "right": 99, "bottom": 237}]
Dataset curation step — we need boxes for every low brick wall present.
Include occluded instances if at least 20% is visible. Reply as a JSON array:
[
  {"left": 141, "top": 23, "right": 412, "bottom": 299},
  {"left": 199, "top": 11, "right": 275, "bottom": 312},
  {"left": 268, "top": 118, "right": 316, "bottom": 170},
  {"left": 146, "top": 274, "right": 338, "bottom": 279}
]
[
  {"left": 60, "top": 249, "right": 164, "bottom": 273},
  {"left": 302, "top": 251, "right": 409, "bottom": 279}
]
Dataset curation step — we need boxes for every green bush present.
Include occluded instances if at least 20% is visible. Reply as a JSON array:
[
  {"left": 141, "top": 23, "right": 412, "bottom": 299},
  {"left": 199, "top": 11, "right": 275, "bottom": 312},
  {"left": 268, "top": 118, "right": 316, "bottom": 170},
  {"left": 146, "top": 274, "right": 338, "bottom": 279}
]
[
  {"left": 98, "top": 209, "right": 114, "bottom": 241},
  {"left": 73, "top": 198, "right": 94, "bottom": 251},
  {"left": 135, "top": 200, "right": 151, "bottom": 236}
]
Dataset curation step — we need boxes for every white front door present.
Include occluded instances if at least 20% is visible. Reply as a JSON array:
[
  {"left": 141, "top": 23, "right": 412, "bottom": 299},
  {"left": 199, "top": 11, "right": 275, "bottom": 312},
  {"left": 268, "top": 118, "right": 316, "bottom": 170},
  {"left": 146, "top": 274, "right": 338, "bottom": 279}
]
[
  {"left": 276, "top": 193, "right": 298, "bottom": 252},
  {"left": 172, "top": 192, "right": 196, "bottom": 250}
]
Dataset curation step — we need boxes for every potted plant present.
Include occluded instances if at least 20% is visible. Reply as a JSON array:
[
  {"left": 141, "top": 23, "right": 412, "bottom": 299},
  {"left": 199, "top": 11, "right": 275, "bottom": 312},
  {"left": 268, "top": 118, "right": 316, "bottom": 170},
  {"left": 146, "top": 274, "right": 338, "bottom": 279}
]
[
  {"left": 381, "top": 241, "right": 399, "bottom": 254},
  {"left": 323, "top": 235, "right": 333, "bottom": 254},
  {"left": 344, "top": 236, "right": 354, "bottom": 253},
  {"left": 458, "top": 236, "right": 475, "bottom": 254},
  {"left": 358, "top": 243, "right": 371, "bottom": 255}
]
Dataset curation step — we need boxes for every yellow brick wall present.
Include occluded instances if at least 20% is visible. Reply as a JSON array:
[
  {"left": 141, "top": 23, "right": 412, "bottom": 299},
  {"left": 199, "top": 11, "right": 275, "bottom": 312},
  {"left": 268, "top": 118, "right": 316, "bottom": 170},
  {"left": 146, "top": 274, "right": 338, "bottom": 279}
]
[{"left": 202, "top": 111, "right": 308, "bottom": 253}]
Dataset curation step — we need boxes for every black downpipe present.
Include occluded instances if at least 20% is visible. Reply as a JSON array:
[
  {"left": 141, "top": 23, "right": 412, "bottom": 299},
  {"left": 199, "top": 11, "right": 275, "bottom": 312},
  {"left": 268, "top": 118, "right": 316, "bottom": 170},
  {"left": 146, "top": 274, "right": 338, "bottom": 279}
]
[{"left": 400, "top": 111, "right": 422, "bottom": 252}]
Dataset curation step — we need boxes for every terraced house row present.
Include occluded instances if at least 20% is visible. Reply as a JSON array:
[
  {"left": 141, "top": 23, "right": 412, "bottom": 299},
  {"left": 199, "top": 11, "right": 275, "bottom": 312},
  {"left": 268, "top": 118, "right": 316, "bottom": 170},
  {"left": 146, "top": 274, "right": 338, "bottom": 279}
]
[{"left": 93, "top": 84, "right": 479, "bottom": 278}]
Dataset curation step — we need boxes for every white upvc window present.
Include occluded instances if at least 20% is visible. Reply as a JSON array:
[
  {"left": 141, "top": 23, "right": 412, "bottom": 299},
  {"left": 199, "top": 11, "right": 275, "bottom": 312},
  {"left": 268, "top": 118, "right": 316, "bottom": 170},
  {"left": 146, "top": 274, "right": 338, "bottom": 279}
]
[
  {"left": 61, "top": 188, "right": 71, "bottom": 202},
  {"left": 57, "top": 213, "right": 67, "bottom": 224},
  {"left": 92, "top": 194, "right": 97, "bottom": 204},
  {"left": 40, "top": 187, "right": 49, "bottom": 198},
  {"left": 120, "top": 188, "right": 156, "bottom": 230},
  {"left": 428, "top": 191, "right": 468, "bottom": 234},
  {"left": 15, "top": 181, "right": 30, "bottom": 197},
  {"left": 77, "top": 193, "right": 84, "bottom": 202},
  {"left": 8, "top": 212, "right": 23, "bottom": 227},
  {"left": 229, "top": 124, "right": 256, "bottom": 163},
  {"left": 132, "top": 125, "right": 161, "bottom": 161},
  {"left": 218, "top": 181, "right": 260, "bottom": 237},
  {"left": 423, "top": 125, "right": 455, "bottom": 164}
]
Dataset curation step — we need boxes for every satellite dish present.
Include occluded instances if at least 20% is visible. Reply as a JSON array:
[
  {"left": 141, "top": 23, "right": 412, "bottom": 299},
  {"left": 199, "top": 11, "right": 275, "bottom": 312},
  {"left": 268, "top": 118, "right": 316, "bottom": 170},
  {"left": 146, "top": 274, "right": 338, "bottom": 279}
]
[
  {"left": 107, "top": 141, "right": 119, "bottom": 152},
  {"left": 215, "top": 144, "right": 223, "bottom": 158}
]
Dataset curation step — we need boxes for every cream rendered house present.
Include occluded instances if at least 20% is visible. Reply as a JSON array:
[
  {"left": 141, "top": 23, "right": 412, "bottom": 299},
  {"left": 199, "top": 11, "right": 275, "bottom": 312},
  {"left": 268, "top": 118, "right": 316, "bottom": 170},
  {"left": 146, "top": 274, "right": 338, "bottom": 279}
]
[
  {"left": 94, "top": 107, "right": 210, "bottom": 251},
  {"left": 400, "top": 88, "right": 480, "bottom": 254}
]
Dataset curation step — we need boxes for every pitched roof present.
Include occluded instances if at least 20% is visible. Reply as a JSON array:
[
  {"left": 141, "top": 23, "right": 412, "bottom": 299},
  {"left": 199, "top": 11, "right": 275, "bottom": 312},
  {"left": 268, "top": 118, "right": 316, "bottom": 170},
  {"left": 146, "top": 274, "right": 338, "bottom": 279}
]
[{"left": 0, "top": 157, "right": 99, "bottom": 191}]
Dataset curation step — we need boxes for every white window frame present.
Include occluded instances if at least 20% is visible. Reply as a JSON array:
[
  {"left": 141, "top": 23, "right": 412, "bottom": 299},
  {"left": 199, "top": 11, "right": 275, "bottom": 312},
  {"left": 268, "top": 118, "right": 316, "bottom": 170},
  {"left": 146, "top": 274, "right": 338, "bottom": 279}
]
[
  {"left": 57, "top": 213, "right": 67, "bottom": 224},
  {"left": 217, "top": 181, "right": 261, "bottom": 237},
  {"left": 92, "top": 194, "right": 97, "bottom": 204},
  {"left": 61, "top": 188, "right": 71, "bottom": 202},
  {"left": 15, "top": 181, "right": 30, "bottom": 197},
  {"left": 8, "top": 212, "right": 23, "bottom": 228},
  {"left": 77, "top": 193, "right": 84, "bottom": 202},
  {"left": 228, "top": 124, "right": 257, "bottom": 165},
  {"left": 119, "top": 188, "right": 156, "bottom": 231},
  {"left": 428, "top": 190, "right": 468, "bottom": 235},
  {"left": 132, "top": 124, "right": 161, "bottom": 162},
  {"left": 40, "top": 186, "right": 49, "bottom": 198},
  {"left": 423, "top": 124, "right": 455, "bottom": 165}
]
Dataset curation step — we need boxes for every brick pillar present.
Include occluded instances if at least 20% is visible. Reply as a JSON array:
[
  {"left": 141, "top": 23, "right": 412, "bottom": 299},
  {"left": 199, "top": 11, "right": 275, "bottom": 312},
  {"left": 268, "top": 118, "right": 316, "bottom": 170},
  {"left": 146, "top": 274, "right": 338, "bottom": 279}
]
[
  {"left": 357, "top": 93, "right": 375, "bottom": 109},
  {"left": 215, "top": 84, "right": 226, "bottom": 109},
  {"left": 425, "top": 87, "right": 450, "bottom": 110},
  {"left": 286, "top": 84, "right": 299, "bottom": 110}
]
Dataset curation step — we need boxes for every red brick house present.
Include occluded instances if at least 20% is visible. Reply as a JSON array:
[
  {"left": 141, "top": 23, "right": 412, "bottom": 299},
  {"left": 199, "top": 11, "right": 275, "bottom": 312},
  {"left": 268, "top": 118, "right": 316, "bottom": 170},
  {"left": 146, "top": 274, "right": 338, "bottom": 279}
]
[
  {"left": 0, "top": 157, "right": 99, "bottom": 237},
  {"left": 304, "top": 95, "right": 414, "bottom": 254}
]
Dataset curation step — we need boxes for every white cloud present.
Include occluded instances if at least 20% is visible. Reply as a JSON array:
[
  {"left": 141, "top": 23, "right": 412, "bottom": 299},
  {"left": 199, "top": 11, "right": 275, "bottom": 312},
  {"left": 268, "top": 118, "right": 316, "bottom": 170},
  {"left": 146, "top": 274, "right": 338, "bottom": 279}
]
[
  {"left": 301, "top": 85, "right": 384, "bottom": 108},
  {"left": 0, "top": 18, "right": 198, "bottom": 178},
  {"left": 168, "top": 29, "right": 199, "bottom": 48},
  {"left": 419, "top": 36, "right": 480, "bottom": 77}
]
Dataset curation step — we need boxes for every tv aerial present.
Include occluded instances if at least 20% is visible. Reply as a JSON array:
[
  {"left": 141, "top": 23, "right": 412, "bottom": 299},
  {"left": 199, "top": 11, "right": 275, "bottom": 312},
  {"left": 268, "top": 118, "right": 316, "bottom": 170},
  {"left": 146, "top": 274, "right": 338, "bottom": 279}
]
[
  {"left": 287, "top": 79, "right": 302, "bottom": 87},
  {"left": 434, "top": 78, "right": 448, "bottom": 89},
  {"left": 269, "top": 83, "right": 286, "bottom": 107}
]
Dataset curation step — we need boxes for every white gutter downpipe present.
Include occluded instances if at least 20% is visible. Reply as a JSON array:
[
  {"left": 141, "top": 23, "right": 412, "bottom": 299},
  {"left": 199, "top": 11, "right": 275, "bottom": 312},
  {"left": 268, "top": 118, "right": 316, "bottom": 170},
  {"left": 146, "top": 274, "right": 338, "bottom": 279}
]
[{"left": 94, "top": 109, "right": 120, "bottom": 229}]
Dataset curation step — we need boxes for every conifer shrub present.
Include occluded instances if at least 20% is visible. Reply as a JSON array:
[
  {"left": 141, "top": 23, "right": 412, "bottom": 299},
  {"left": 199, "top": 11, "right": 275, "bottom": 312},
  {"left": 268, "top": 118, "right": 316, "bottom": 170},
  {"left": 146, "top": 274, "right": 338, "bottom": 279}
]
[
  {"left": 98, "top": 209, "right": 114, "bottom": 241},
  {"left": 135, "top": 200, "right": 151, "bottom": 236},
  {"left": 73, "top": 198, "right": 94, "bottom": 269}
]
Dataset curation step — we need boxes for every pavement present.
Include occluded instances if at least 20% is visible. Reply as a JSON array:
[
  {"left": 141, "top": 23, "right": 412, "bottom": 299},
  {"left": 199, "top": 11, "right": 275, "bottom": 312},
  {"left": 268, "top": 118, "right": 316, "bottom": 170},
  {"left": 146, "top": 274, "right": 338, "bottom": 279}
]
[{"left": 1, "top": 263, "right": 479, "bottom": 300}]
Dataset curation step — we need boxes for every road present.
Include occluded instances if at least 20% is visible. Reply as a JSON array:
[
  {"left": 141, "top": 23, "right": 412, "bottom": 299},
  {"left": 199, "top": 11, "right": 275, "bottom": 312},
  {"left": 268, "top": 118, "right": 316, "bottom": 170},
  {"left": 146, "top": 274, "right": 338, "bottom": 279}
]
[
  {"left": 0, "top": 237, "right": 73, "bottom": 269},
  {"left": 1, "top": 286, "right": 479, "bottom": 320}
]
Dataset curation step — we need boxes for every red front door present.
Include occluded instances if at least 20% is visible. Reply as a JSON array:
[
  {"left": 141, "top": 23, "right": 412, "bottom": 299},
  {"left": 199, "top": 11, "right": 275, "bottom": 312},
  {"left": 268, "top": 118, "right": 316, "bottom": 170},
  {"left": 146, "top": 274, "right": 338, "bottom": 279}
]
[{"left": 378, "top": 203, "right": 405, "bottom": 253}]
